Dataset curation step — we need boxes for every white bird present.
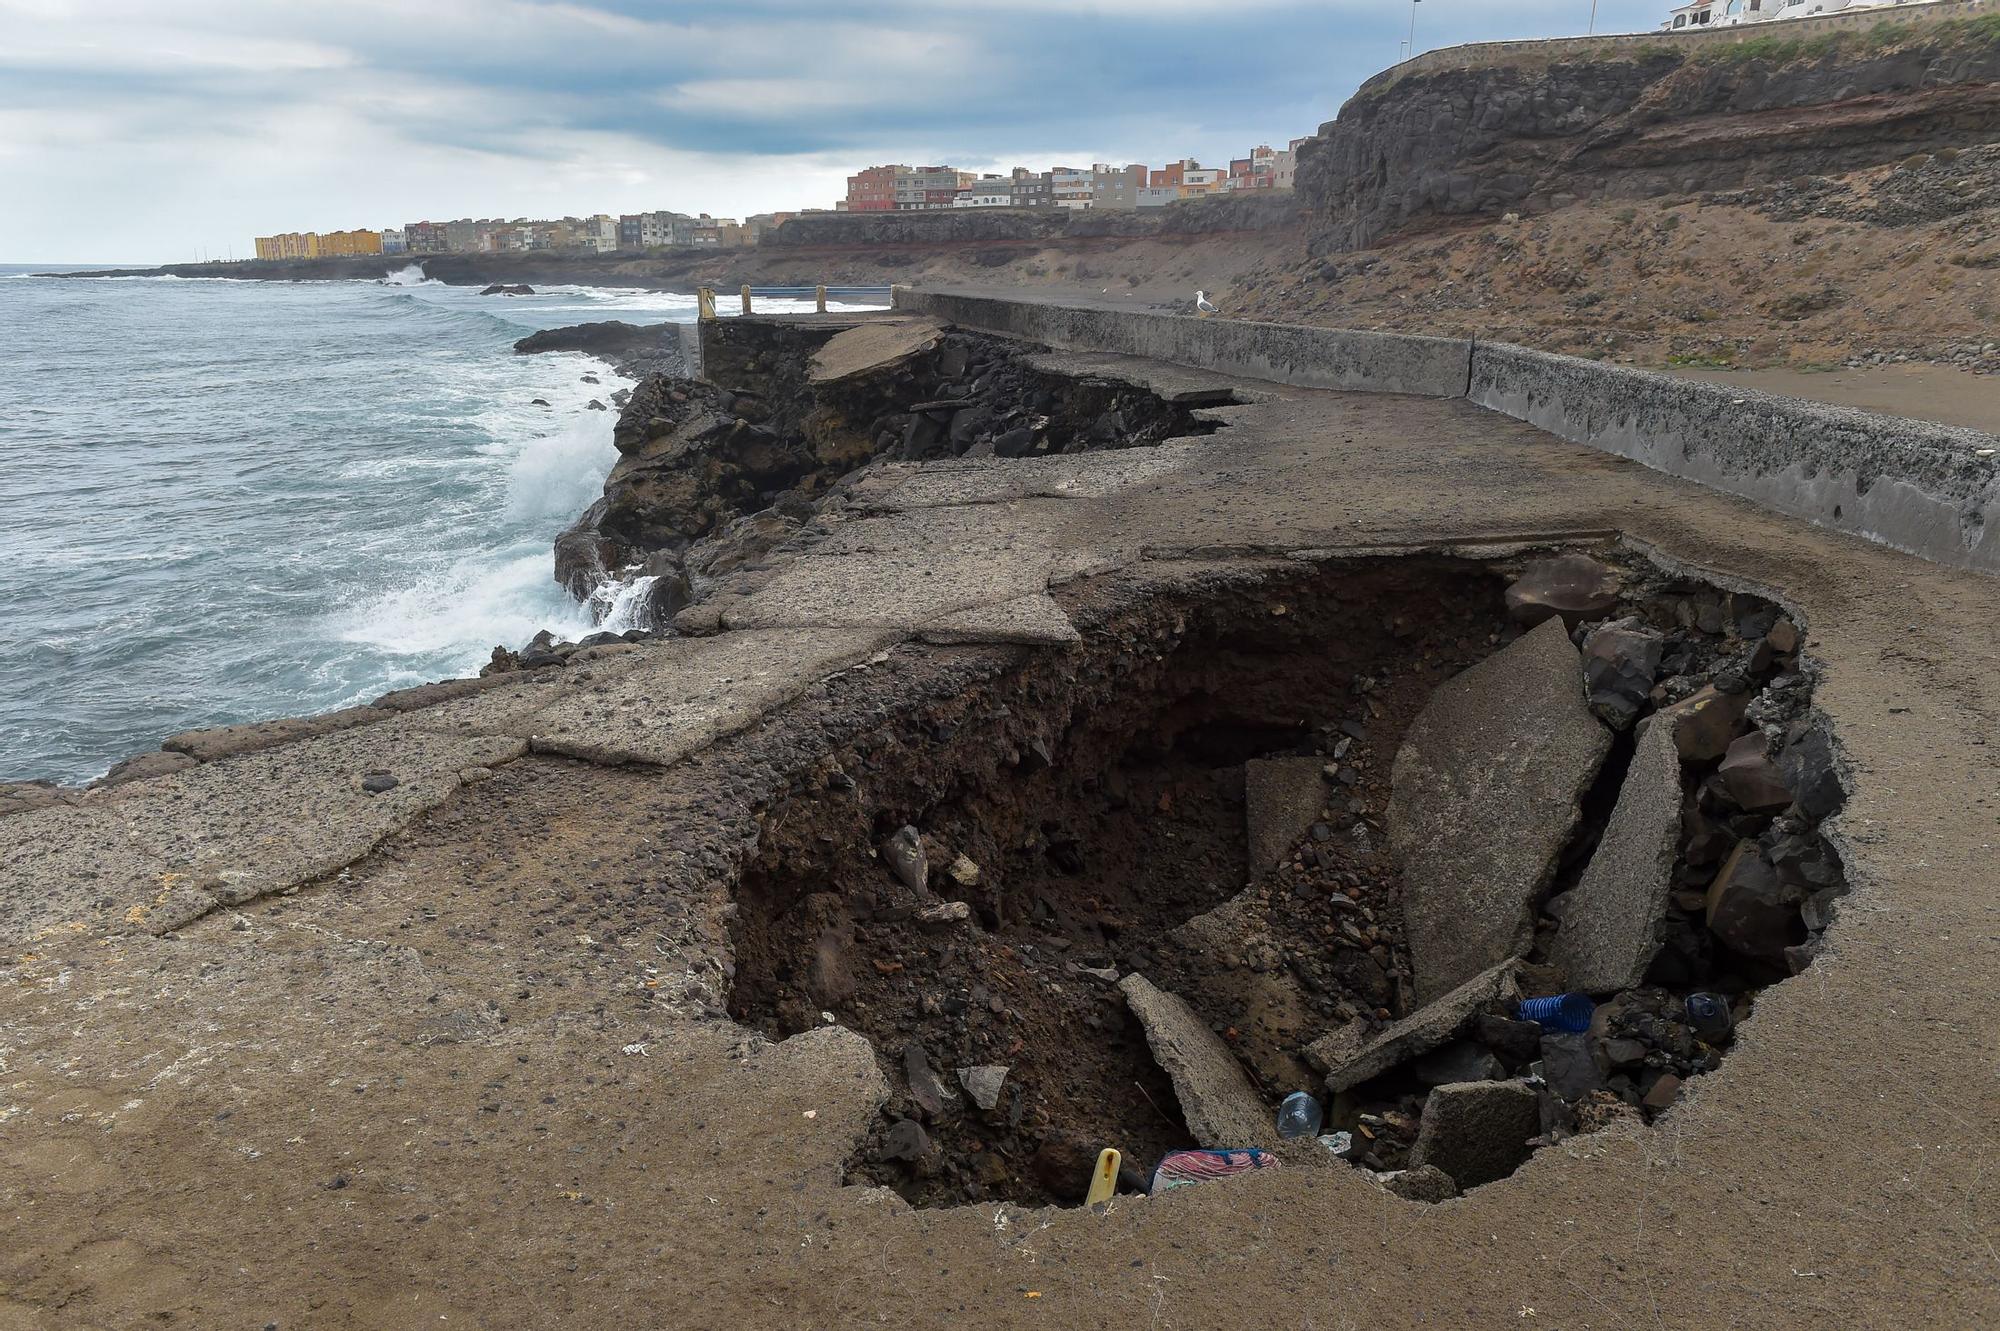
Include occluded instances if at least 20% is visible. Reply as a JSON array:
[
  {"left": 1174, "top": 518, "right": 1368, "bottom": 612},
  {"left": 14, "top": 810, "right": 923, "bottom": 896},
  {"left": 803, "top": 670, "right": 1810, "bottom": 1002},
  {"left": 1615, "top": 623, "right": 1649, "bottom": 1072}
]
[{"left": 1194, "top": 290, "right": 1217, "bottom": 316}]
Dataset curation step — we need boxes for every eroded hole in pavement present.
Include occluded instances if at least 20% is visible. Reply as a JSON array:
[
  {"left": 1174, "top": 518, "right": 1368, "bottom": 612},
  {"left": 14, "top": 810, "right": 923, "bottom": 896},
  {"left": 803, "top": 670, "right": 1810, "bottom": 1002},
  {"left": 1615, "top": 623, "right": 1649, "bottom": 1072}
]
[{"left": 726, "top": 552, "right": 1848, "bottom": 1209}]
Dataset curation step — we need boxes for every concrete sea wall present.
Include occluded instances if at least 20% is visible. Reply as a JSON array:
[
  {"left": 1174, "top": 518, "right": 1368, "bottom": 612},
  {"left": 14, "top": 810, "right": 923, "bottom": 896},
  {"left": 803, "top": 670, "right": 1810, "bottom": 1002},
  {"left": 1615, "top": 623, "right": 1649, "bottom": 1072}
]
[
  {"left": 893, "top": 287, "right": 2000, "bottom": 574},
  {"left": 892, "top": 289, "right": 1474, "bottom": 399}
]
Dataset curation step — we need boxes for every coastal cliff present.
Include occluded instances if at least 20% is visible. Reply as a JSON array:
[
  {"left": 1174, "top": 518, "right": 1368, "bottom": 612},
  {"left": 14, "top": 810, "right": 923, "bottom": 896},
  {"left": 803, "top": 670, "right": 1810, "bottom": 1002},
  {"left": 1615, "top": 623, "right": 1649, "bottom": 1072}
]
[{"left": 1295, "top": 12, "right": 2000, "bottom": 251}]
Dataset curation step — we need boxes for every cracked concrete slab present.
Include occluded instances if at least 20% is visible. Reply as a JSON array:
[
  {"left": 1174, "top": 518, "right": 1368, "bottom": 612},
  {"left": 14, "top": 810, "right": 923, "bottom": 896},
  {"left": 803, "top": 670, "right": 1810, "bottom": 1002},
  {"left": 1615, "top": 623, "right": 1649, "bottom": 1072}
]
[
  {"left": 525, "top": 627, "right": 903, "bottom": 765},
  {"left": 1549, "top": 715, "right": 1683, "bottom": 993},
  {"left": 1390, "top": 618, "right": 1612, "bottom": 1002},
  {"left": 1120, "top": 973, "right": 1274, "bottom": 1149},
  {"left": 0, "top": 720, "right": 524, "bottom": 946}
]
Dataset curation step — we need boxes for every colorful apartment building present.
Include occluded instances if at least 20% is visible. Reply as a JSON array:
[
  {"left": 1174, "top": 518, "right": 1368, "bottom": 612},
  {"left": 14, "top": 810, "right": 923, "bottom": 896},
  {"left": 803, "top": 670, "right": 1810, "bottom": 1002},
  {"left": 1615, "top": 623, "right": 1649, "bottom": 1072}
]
[
  {"left": 252, "top": 229, "right": 383, "bottom": 259},
  {"left": 845, "top": 164, "right": 905, "bottom": 213},
  {"left": 894, "top": 166, "right": 976, "bottom": 210}
]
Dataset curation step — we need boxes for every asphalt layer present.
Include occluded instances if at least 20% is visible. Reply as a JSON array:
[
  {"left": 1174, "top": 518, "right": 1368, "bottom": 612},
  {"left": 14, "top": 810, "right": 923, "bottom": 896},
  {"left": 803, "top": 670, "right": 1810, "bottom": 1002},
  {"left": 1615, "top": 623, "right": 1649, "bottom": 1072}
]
[{"left": 2, "top": 339, "right": 1996, "bottom": 1329}]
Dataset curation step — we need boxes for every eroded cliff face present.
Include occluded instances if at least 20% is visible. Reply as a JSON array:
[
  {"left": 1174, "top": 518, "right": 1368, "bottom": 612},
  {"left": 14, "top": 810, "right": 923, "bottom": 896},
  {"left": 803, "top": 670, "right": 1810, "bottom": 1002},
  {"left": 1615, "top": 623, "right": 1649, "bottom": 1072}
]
[{"left": 1298, "top": 21, "right": 2000, "bottom": 253}]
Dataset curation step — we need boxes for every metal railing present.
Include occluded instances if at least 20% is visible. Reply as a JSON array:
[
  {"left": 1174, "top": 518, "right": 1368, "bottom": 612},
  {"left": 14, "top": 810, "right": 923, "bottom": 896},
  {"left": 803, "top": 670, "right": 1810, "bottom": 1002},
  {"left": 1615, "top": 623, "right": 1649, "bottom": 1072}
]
[{"left": 696, "top": 284, "right": 895, "bottom": 319}]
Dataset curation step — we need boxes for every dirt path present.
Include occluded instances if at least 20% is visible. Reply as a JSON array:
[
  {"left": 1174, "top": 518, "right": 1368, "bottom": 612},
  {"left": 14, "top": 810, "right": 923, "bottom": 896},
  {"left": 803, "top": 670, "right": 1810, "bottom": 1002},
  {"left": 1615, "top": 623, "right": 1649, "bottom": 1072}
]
[{"left": 1670, "top": 362, "right": 2000, "bottom": 432}]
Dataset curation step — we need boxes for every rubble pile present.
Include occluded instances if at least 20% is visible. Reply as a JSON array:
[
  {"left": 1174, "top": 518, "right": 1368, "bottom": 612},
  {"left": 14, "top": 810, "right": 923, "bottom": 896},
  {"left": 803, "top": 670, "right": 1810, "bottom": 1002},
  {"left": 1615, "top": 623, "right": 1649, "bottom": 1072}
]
[{"left": 719, "top": 551, "right": 1848, "bottom": 1209}]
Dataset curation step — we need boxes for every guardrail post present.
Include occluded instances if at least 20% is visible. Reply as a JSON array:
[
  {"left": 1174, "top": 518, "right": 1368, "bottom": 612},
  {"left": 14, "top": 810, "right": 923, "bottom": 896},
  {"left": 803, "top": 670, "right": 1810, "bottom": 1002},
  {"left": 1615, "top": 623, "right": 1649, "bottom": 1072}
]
[
  {"left": 697, "top": 287, "right": 716, "bottom": 321},
  {"left": 815, "top": 284, "right": 827, "bottom": 314},
  {"left": 740, "top": 284, "right": 752, "bottom": 316}
]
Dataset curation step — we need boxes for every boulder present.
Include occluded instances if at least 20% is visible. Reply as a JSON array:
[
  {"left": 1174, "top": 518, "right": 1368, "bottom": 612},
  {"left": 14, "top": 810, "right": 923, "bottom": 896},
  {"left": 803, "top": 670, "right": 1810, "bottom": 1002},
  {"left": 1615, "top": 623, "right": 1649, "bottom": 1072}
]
[
  {"left": 1244, "top": 756, "right": 1329, "bottom": 881},
  {"left": 1503, "top": 554, "right": 1620, "bottom": 628},
  {"left": 877, "top": 1119, "right": 938, "bottom": 1171},
  {"left": 1390, "top": 618, "right": 1611, "bottom": 1001},
  {"left": 1706, "top": 840, "right": 1806, "bottom": 965},
  {"left": 1718, "top": 732, "right": 1793, "bottom": 812},
  {"left": 1408, "top": 1081, "right": 1540, "bottom": 1189},
  {"left": 1307, "top": 960, "right": 1521, "bottom": 1093},
  {"left": 1779, "top": 725, "right": 1845, "bottom": 819},
  {"left": 1119, "top": 974, "right": 1272, "bottom": 1148},
  {"left": 1657, "top": 686, "right": 1748, "bottom": 762},
  {"left": 1548, "top": 716, "right": 1682, "bottom": 993},
  {"left": 1582, "top": 620, "right": 1664, "bottom": 729}
]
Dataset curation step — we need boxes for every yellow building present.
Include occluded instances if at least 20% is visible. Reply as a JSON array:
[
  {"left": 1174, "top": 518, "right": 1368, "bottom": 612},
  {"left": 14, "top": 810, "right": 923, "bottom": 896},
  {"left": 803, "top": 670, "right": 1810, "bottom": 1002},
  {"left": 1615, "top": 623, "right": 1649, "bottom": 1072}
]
[{"left": 253, "top": 229, "right": 383, "bottom": 260}]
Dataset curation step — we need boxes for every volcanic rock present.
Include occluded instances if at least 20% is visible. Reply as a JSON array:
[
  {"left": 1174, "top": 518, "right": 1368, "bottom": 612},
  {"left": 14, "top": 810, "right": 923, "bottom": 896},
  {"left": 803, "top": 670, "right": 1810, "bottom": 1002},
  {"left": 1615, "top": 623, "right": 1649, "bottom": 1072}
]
[
  {"left": 1413, "top": 1041, "right": 1506, "bottom": 1087},
  {"left": 1390, "top": 617, "right": 1611, "bottom": 1001},
  {"left": 1658, "top": 685, "right": 1750, "bottom": 762},
  {"left": 1503, "top": 554, "right": 1620, "bottom": 628},
  {"left": 1582, "top": 620, "right": 1664, "bottom": 729},
  {"left": 1706, "top": 840, "right": 1806, "bottom": 965},
  {"left": 1719, "top": 733, "right": 1793, "bottom": 812}
]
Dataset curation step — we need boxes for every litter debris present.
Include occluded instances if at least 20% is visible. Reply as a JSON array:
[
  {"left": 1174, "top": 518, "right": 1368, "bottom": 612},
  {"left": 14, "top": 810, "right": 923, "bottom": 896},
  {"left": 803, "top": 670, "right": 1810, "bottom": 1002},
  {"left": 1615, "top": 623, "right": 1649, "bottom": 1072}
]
[
  {"left": 1515, "top": 993, "right": 1595, "bottom": 1033},
  {"left": 1085, "top": 1148, "right": 1121, "bottom": 1206},
  {"left": 1149, "top": 1148, "right": 1281, "bottom": 1194},
  {"left": 1276, "top": 1091, "right": 1324, "bottom": 1139}
]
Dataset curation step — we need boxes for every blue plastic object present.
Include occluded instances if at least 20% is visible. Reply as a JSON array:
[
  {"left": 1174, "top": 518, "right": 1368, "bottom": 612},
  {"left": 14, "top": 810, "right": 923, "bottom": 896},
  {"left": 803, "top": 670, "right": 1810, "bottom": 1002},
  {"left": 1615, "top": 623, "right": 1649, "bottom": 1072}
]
[{"left": 1516, "top": 992, "right": 1595, "bottom": 1033}]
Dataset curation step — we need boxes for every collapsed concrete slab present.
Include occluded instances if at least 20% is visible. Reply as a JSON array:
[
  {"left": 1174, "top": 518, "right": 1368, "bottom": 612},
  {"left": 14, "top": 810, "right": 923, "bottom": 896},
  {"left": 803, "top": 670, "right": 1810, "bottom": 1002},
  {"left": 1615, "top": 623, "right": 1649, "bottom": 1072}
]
[
  {"left": 1407, "top": 1080, "right": 1540, "bottom": 1190},
  {"left": 1119, "top": 973, "right": 1273, "bottom": 1149},
  {"left": 1389, "top": 616, "right": 1611, "bottom": 1001},
  {"left": 1244, "top": 756, "right": 1329, "bottom": 882},
  {"left": 807, "top": 317, "right": 947, "bottom": 385},
  {"left": 1548, "top": 716, "right": 1683, "bottom": 993},
  {"left": 1307, "top": 960, "right": 1522, "bottom": 1093}
]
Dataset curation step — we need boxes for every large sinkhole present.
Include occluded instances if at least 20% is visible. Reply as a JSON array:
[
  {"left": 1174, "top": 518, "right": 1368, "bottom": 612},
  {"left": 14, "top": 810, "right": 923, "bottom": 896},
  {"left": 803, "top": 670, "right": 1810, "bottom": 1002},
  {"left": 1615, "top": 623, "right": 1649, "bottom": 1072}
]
[{"left": 726, "top": 552, "right": 1848, "bottom": 1209}]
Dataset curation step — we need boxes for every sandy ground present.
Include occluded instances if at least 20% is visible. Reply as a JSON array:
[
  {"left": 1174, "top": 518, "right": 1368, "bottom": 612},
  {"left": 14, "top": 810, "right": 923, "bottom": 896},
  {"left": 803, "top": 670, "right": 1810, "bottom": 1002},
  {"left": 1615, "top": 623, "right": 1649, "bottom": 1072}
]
[
  {"left": 1669, "top": 362, "right": 2000, "bottom": 432},
  {"left": 2, "top": 341, "right": 1995, "bottom": 1327}
]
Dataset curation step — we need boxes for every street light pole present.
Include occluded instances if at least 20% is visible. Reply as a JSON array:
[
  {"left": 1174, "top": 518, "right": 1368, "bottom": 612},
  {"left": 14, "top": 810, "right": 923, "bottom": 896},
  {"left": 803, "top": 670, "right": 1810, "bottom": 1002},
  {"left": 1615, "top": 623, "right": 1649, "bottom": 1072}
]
[
  {"left": 1589, "top": 0, "right": 1600, "bottom": 34},
  {"left": 1407, "top": 0, "right": 1420, "bottom": 60}
]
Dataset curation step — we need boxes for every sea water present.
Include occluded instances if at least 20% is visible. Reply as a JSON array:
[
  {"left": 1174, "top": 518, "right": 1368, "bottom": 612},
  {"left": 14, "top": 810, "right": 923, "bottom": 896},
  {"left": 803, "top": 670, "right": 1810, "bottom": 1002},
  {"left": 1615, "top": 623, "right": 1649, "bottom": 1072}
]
[{"left": 0, "top": 265, "right": 707, "bottom": 784}]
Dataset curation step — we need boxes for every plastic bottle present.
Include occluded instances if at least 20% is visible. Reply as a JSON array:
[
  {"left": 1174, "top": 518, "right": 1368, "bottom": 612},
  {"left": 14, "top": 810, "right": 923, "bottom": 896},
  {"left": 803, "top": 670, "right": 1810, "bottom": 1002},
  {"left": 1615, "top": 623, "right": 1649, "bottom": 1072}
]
[
  {"left": 1277, "top": 1091, "right": 1324, "bottom": 1139},
  {"left": 1685, "top": 992, "right": 1733, "bottom": 1039}
]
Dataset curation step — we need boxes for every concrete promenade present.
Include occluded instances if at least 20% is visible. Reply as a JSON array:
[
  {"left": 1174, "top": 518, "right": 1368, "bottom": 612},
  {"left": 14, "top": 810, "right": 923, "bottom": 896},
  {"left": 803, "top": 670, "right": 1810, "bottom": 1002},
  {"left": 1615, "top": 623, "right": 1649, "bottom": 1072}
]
[{"left": 0, "top": 301, "right": 1994, "bottom": 1329}]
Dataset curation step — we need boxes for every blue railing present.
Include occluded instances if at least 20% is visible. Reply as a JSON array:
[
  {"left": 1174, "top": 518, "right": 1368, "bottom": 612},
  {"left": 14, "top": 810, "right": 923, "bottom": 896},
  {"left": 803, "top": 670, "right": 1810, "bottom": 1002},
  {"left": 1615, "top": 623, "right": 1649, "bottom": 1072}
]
[{"left": 697, "top": 284, "right": 894, "bottom": 317}]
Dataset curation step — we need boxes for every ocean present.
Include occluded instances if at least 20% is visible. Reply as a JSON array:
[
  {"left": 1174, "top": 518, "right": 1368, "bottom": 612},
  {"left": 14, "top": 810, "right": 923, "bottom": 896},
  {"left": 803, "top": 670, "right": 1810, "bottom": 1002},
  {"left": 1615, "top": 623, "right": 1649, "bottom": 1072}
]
[{"left": 0, "top": 264, "right": 722, "bottom": 784}]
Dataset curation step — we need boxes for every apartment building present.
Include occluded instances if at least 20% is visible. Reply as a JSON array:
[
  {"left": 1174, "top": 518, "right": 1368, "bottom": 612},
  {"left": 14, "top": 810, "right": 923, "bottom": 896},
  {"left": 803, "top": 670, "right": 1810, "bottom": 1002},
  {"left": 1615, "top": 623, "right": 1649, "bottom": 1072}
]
[
  {"left": 845, "top": 164, "right": 904, "bottom": 213},
  {"left": 1091, "top": 163, "right": 1148, "bottom": 211},
  {"left": 404, "top": 221, "right": 449, "bottom": 253},
  {"left": 380, "top": 227, "right": 407, "bottom": 254},
  {"left": 895, "top": 166, "right": 976, "bottom": 210},
  {"left": 1009, "top": 168, "right": 1054, "bottom": 208},
  {"left": 255, "top": 229, "right": 385, "bottom": 259},
  {"left": 952, "top": 176, "right": 1015, "bottom": 208}
]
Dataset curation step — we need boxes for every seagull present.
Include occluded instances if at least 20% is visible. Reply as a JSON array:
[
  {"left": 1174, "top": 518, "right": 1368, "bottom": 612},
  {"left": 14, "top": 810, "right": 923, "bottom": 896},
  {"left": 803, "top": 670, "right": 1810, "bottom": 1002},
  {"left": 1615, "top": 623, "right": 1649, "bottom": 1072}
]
[{"left": 1194, "top": 290, "right": 1217, "bottom": 316}]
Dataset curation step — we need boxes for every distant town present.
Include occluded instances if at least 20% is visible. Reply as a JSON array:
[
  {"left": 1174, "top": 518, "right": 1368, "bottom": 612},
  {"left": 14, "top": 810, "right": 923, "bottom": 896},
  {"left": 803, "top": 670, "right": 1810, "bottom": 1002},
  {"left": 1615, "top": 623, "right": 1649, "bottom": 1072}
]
[{"left": 252, "top": 143, "right": 1308, "bottom": 259}]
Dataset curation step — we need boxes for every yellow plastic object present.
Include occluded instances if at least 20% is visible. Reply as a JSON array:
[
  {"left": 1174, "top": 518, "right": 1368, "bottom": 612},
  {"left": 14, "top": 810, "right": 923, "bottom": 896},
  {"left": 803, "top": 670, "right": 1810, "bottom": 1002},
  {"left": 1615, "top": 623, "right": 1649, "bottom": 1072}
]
[{"left": 1085, "top": 1148, "right": 1121, "bottom": 1206}]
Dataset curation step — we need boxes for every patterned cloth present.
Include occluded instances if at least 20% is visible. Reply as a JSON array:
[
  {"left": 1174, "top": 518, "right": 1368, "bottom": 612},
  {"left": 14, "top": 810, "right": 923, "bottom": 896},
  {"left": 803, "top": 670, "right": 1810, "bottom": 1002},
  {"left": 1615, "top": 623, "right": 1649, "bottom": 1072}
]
[{"left": 1148, "top": 1148, "right": 1282, "bottom": 1193}]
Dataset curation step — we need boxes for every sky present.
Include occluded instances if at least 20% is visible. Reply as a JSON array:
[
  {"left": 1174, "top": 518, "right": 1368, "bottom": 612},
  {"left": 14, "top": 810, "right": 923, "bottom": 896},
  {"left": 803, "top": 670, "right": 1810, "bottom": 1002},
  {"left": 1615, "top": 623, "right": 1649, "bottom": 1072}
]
[{"left": 0, "top": 0, "right": 1665, "bottom": 263}]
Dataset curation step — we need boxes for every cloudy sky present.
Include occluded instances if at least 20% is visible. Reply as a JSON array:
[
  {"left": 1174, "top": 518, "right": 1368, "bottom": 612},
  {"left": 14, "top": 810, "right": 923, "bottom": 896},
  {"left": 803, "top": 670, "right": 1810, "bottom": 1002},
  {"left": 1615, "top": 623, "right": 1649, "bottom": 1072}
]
[{"left": 1, "top": 0, "right": 1661, "bottom": 263}]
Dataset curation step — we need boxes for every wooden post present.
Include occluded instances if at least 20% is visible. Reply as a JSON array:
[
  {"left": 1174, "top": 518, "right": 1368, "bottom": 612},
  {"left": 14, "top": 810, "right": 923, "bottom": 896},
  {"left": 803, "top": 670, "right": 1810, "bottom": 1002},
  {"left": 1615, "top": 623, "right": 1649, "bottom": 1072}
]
[
  {"left": 696, "top": 287, "right": 716, "bottom": 321},
  {"left": 740, "top": 284, "right": 752, "bottom": 315},
  {"left": 815, "top": 284, "right": 827, "bottom": 314}
]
